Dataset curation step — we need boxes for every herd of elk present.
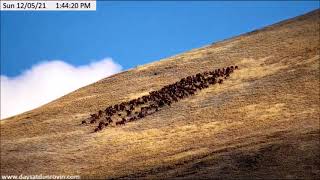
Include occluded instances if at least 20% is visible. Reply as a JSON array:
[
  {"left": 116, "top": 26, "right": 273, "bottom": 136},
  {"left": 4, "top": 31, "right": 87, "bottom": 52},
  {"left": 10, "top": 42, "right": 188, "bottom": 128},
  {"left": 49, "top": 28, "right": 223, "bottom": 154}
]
[{"left": 82, "top": 65, "right": 238, "bottom": 132}]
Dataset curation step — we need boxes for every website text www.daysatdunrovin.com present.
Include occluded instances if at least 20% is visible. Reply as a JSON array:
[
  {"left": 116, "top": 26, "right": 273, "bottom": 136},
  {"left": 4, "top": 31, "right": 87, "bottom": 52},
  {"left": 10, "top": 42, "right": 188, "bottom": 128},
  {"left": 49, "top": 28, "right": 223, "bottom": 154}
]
[{"left": 1, "top": 174, "right": 80, "bottom": 179}]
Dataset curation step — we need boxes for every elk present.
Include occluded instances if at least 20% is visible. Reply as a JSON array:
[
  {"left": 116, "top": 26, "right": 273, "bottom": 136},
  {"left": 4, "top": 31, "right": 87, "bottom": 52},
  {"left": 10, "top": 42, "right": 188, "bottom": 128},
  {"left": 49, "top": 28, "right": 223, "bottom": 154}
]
[{"left": 84, "top": 65, "right": 238, "bottom": 132}]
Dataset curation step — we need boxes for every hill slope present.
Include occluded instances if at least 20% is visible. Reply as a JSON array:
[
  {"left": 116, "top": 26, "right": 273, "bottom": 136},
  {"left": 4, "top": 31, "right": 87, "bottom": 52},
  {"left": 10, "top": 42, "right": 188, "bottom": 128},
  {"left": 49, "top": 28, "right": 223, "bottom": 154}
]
[{"left": 1, "top": 10, "right": 319, "bottom": 179}]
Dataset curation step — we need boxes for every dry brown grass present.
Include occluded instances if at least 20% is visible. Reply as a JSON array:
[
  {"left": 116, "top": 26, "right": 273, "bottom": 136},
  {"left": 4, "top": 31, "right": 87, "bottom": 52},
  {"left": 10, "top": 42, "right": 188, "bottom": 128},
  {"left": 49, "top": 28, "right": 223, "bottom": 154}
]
[{"left": 1, "top": 10, "right": 319, "bottom": 179}]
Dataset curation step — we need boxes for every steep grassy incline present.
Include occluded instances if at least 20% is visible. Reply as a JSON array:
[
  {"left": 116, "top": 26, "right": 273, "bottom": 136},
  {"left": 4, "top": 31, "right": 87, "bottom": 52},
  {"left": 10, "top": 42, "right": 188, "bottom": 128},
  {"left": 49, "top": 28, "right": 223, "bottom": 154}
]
[{"left": 1, "top": 10, "right": 319, "bottom": 179}]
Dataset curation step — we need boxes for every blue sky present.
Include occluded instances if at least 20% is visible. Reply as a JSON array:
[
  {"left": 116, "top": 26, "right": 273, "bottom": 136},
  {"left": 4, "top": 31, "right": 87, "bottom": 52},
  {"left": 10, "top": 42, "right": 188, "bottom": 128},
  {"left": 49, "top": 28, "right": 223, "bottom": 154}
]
[{"left": 1, "top": 1, "right": 319, "bottom": 77}]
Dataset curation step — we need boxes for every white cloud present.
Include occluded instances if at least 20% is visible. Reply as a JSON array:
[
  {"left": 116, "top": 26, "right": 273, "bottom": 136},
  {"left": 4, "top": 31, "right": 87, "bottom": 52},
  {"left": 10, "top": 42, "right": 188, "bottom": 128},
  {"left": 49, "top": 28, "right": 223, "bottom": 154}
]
[{"left": 0, "top": 58, "right": 122, "bottom": 119}]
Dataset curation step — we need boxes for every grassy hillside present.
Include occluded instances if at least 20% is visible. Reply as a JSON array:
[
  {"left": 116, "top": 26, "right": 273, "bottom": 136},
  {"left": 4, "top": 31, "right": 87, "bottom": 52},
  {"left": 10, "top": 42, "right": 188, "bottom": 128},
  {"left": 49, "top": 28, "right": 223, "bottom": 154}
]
[{"left": 1, "top": 9, "right": 319, "bottom": 179}]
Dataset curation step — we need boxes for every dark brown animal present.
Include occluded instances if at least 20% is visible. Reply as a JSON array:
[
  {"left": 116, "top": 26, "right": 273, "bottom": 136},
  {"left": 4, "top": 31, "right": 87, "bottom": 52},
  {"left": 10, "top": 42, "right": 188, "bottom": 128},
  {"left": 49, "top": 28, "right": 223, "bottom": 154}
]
[
  {"left": 90, "top": 119, "right": 97, "bottom": 124},
  {"left": 98, "top": 110, "right": 103, "bottom": 118}
]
